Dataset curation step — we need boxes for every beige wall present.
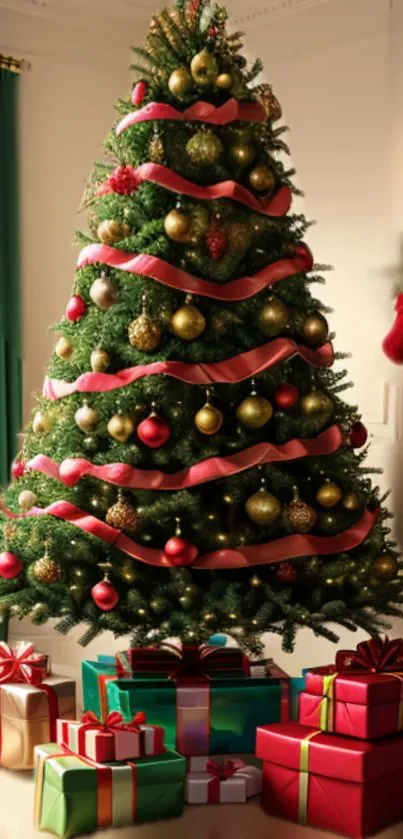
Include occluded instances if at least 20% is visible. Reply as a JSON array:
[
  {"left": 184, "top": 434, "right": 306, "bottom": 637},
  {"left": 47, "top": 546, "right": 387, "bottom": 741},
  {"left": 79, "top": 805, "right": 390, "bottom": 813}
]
[{"left": 2, "top": 0, "right": 403, "bottom": 674}]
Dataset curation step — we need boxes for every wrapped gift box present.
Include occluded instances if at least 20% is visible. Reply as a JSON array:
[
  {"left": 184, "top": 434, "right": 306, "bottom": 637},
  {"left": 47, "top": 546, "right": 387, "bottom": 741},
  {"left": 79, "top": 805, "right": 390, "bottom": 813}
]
[
  {"left": 34, "top": 742, "right": 186, "bottom": 838},
  {"left": 56, "top": 712, "right": 164, "bottom": 762},
  {"left": 256, "top": 722, "right": 403, "bottom": 838},
  {"left": 186, "top": 756, "right": 262, "bottom": 804},
  {"left": 82, "top": 653, "right": 288, "bottom": 756}
]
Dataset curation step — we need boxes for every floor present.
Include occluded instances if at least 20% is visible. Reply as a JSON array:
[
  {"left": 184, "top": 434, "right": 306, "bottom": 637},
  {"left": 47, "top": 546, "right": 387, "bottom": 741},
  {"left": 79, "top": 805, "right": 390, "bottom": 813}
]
[{"left": 1, "top": 768, "right": 402, "bottom": 839}]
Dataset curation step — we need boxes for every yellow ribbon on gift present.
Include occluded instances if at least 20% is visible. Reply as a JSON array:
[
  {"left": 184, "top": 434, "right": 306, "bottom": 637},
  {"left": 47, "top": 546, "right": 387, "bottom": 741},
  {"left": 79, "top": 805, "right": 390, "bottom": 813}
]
[
  {"left": 317, "top": 671, "right": 403, "bottom": 733},
  {"left": 298, "top": 730, "right": 322, "bottom": 826}
]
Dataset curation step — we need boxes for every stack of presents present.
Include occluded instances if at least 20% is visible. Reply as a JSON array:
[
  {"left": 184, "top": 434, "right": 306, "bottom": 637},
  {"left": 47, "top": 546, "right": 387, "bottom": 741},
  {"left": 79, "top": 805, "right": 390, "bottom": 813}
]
[{"left": 1, "top": 635, "right": 403, "bottom": 837}]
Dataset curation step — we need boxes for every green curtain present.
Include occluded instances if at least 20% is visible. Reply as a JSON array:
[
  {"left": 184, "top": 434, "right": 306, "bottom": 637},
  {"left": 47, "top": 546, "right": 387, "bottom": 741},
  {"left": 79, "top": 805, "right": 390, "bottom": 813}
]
[{"left": 0, "top": 69, "right": 22, "bottom": 485}]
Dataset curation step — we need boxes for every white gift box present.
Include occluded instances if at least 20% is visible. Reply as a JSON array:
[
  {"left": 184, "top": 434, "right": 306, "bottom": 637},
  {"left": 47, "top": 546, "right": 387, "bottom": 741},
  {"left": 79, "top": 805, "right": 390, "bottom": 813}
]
[{"left": 186, "top": 756, "right": 262, "bottom": 804}]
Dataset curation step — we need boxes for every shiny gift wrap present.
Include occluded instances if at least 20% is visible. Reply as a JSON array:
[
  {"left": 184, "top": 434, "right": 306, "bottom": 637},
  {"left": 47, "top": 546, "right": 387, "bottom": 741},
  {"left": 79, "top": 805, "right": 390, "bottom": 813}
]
[
  {"left": 256, "top": 722, "right": 403, "bottom": 839},
  {"left": 34, "top": 742, "right": 186, "bottom": 838},
  {"left": 186, "top": 756, "right": 262, "bottom": 804},
  {"left": 56, "top": 711, "right": 164, "bottom": 762}
]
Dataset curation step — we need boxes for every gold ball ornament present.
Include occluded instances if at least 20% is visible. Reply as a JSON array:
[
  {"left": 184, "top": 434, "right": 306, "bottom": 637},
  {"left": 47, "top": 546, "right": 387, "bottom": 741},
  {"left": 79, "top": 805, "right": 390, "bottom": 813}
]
[
  {"left": 90, "top": 348, "right": 110, "bottom": 373},
  {"left": 283, "top": 494, "right": 317, "bottom": 533},
  {"left": 316, "top": 481, "right": 343, "bottom": 508},
  {"left": 106, "top": 496, "right": 138, "bottom": 532},
  {"left": 258, "top": 297, "right": 289, "bottom": 337},
  {"left": 32, "top": 554, "right": 62, "bottom": 584},
  {"left": 248, "top": 164, "right": 275, "bottom": 193},
  {"left": 149, "top": 133, "right": 164, "bottom": 164},
  {"left": 33, "top": 410, "right": 51, "bottom": 435},
  {"left": 245, "top": 488, "right": 282, "bottom": 525},
  {"left": 186, "top": 130, "right": 223, "bottom": 165},
  {"left": 369, "top": 554, "right": 399, "bottom": 582},
  {"left": 30, "top": 602, "right": 48, "bottom": 620},
  {"left": 75, "top": 402, "right": 98, "bottom": 433},
  {"left": 216, "top": 72, "right": 233, "bottom": 89},
  {"left": 194, "top": 400, "right": 223, "bottom": 435},
  {"left": 107, "top": 412, "right": 134, "bottom": 443},
  {"left": 55, "top": 336, "right": 73, "bottom": 360},
  {"left": 168, "top": 67, "right": 193, "bottom": 98},
  {"left": 301, "top": 392, "right": 333, "bottom": 416},
  {"left": 97, "top": 220, "right": 131, "bottom": 245},
  {"left": 342, "top": 492, "right": 362, "bottom": 511},
  {"left": 18, "top": 489, "right": 37, "bottom": 512},
  {"left": 164, "top": 209, "right": 192, "bottom": 243},
  {"left": 190, "top": 49, "right": 218, "bottom": 87},
  {"left": 229, "top": 141, "right": 257, "bottom": 168},
  {"left": 301, "top": 313, "right": 328, "bottom": 346},
  {"left": 237, "top": 394, "right": 273, "bottom": 429},
  {"left": 170, "top": 299, "right": 206, "bottom": 341},
  {"left": 128, "top": 313, "right": 162, "bottom": 352},
  {"left": 90, "top": 274, "right": 119, "bottom": 311}
]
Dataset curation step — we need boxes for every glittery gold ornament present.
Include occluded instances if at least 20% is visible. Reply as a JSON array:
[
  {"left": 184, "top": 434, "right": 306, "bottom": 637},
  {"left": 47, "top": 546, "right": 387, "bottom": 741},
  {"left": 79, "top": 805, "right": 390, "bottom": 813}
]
[
  {"left": 194, "top": 392, "right": 223, "bottom": 435},
  {"left": 284, "top": 491, "right": 317, "bottom": 533},
  {"left": 75, "top": 402, "right": 98, "bottom": 433},
  {"left": 164, "top": 209, "right": 192, "bottom": 243},
  {"left": 342, "top": 492, "right": 362, "bottom": 511},
  {"left": 32, "top": 551, "right": 62, "bottom": 584},
  {"left": 107, "top": 412, "right": 134, "bottom": 443},
  {"left": 216, "top": 72, "right": 233, "bottom": 89},
  {"left": 190, "top": 49, "right": 218, "bottom": 87},
  {"left": 245, "top": 488, "right": 281, "bottom": 525},
  {"left": 168, "top": 67, "right": 193, "bottom": 98},
  {"left": 301, "top": 313, "right": 328, "bottom": 346},
  {"left": 30, "top": 602, "right": 48, "bottom": 620},
  {"left": 55, "top": 336, "right": 73, "bottom": 360},
  {"left": 90, "top": 348, "right": 110, "bottom": 373},
  {"left": 18, "top": 489, "right": 37, "bottom": 512},
  {"left": 255, "top": 84, "right": 282, "bottom": 121},
  {"left": 33, "top": 411, "right": 51, "bottom": 435},
  {"left": 170, "top": 296, "right": 206, "bottom": 341},
  {"left": 90, "top": 274, "right": 119, "bottom": 311},
  {"left": 149, "top": 133, "right": 164, "bottom": 163},
  {"left": 316, "top": 481, "right": 342, "bottom": 508},
  {"left": 186, "top": 130, "right": 223, "bottom": 165},
  {"left": 229, "top": 141, "right": 257, "bottom": 168},
  {"left": 258, "top": 297, "right": 289, "bottom": 337},
  {"left": 97, "top": 219, "right": 131, "bottom": 245},
  {"left": 237, "top": 388, "right": 273, "bottom": 429},
  {"left": 369, "top": 554, "right": 399, "bottom": 582},
  {"left": 128, "top": 295, "right": 162, "bottom": 352},
  {"left": 248, "top": 163, "right": 275, "bottom": 193},
  {"left": 106, "top": 493, "right": 138, "bottom": 531},
  {"left": 301, "top": 391, "right": 333, "bottom": 416}
]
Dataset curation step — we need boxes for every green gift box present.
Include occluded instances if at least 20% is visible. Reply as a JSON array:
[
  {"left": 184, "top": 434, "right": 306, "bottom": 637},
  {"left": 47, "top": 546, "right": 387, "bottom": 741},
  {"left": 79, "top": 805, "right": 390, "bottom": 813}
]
[
  {"left": 82, "top": 658, "right": 286, "bottom": 755},
  {"left": 34, "top": 742, "right": 186, "bottom": 838}
]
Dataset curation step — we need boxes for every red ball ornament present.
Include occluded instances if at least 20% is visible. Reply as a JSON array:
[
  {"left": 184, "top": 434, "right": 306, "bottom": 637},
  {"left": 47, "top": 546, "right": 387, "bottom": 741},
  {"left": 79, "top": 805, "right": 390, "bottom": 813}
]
[
  {"left": 276, "top": 561, "right": 297, "bottom": 583},
  {"left": 0, "top": 551, "right": 23, "bottom": 579},
  {"left": 66, "top": 295, "right": 87, "bottom": 322},
  {"left": 137, "top": 410, "right": 171, "bottom": 449},
  {"left": 91, "top": 579, "right": 119, "bottom": 611},
  {"left": 206, "top": 223, "right": 228, "bottom": 261},
  {"left": 294, "top": 242, "right": 314, "bottom": 271},
  {"left": 273, "top": 383, "right": 299, "bottom": 409},
  {"left": 131, "top": 80, "right": 147, "bottom": 106},
  {"left": 11, "top": 460, "right": 25, "bottom": 480},
  {"left": 108, "top": 166, "right": 139, "bottom": 196},
  {"left": 163, "top": 536, "right": 198, "bottom": 567},
  {"left": 349, "top": 421, "right": 368, "bottom": 448},
  {"left": 382, "top": 293, "right": 403, "bottom": 363}
]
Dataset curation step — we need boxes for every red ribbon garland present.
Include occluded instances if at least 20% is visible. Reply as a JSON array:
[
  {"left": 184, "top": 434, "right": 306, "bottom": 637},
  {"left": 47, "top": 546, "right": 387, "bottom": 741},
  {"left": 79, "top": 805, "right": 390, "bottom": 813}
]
[
  {"left": 43, "top": 339, "right": 334, "bottom": 400},
  {"left": 76, "top": 246, "right": 313, "bottom": 301},
  {"left": 0, "top": 499, "right": 379, "bottom": 569},
  {"left": 335, "top": 637, "right": 403, "bottom": 674},
  {"left": 96, "top": 163, "right": 291, "bottom": 217},
  {"left": 28, "top": 426, "right": 343, "bottom": 490},
  {"left": 116, "top": 98, "right": 267, "bottom": 135}
]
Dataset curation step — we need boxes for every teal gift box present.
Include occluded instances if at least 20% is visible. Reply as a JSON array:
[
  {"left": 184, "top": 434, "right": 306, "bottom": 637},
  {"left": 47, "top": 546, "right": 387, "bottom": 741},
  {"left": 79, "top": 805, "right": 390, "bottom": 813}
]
[{"left": 82, "top": 655, "right": 289, "bottom": 756}]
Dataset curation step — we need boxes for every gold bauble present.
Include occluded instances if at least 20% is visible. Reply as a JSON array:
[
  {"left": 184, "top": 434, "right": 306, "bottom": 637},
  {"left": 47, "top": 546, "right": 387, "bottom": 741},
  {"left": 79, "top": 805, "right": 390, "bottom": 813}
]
[
  {"left": 342, "top": 492, "right": 362, "bottom": 511},
  {"left": 164, "top": 209, "right": 192, "bottom": 243},
  {"left": 194, "top": 402, "right": 223, "bottom": 435},
  {"left": 248, "top": 163, "right": 275, "bottom": 193},
  {"left": 316, "top": 481, "right": 342, "bottom": 508},
  {"left": 186, "top": 130, "right": 223, "bottom": 165},
  {"left": 301, "top": 313, "right": 328, "bottom": 346},
  {"left": 258, "top": 297, "right": 289, "bottom": 337},
  {"left": 106, "top": 498, "right": 138, "bottom": 531},
  {"left": 97, "top": 220, "right": 131, "bottom": 245},
  {"left": 212, "top": 531, "right": 231, "bottom": 548},
  {"left": 55, "top": 336, "right": 73, "bottom": 360},
  {"left": 32, "top": 554, "right": 62, "bottom": 584},
  {"left": 90, "top": 275, "right": 119, "bottom": 311},
  {"left": 30, "top": 602, "right": 48, "bottom": 619},
  {"left": 369, "top": 554, "right": 399, "bottom": 582},
  {"left": 229, "top": 141, "right": 257, "bottom": 168},
  {"left": 283, "top": 497, "right": 317, "bottom": 533},
  {"left": 190, "top": 49, "right": 218, "bottom": 87},
  {"left": 75, "top": 403, "right": 98, "bottom": 433},
  {"left": 168, "top": 67, "right": 193, "bottom": 98},
  {"left": 33, "top": 410, "right": 51, "bottom": 435},
  {"left": 236, "top": 394, "right": 273, "bottom": 429},
  {"left": 300, "top": 391, "right": 333, "bottom": 416},
  {"left": 170, "top": 302, "right": 206, "bottom": 341},
  {"left": 216, "top": 72, "right": 233, "bottom": 89},
  {"left": 18, "top": 489, "right": 37, "bottom": 512},
  {"left": 90, "top": 348, "right": 110, "bottom": 373},
  {"left": 149, "top": 134, "right": 164, "bottom": 163},
  {"left": 128, "top": 312, "right": 162, "bottom": 352},
  {"left": 245, "top": 488, "right": 281, "bottom": 525},
  {"left": 107, "top": 412, "right": 134, "bottom": 443}
]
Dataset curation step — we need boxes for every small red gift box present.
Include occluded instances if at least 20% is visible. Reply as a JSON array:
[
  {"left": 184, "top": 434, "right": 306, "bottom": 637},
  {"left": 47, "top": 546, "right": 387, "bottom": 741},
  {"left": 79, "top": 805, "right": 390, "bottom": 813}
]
[
  {"left": 256, "top": 721, "right": 403, "bottom": 839},
  {"left": 301, "top": 637, "right": 403, "bottom": 740}
]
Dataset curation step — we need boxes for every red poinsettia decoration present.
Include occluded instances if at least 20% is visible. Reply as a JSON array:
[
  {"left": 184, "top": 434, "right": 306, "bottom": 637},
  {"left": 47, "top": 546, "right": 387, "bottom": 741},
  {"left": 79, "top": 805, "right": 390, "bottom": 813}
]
[{"left": 108, "top": 165, "right": 139, "bottom": 196}]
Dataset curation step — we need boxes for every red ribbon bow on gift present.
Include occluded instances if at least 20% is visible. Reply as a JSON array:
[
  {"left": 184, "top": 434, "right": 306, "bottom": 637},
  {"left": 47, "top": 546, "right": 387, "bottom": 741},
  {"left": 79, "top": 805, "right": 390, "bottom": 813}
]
[
  {"left": 81, "top": 710, "right": 146, "bottom": 732},
  {"left": 206, "top": 758, "right": 245, "bottom": 780},
  {"left": 126, "top": 641, "right": 249, "bottom": 682},
  {"left": 336, "top": 637, "right": 403, "bottom": 674},
  {"left": 0, "top": 641, "right": 47, "bottom": 685}
]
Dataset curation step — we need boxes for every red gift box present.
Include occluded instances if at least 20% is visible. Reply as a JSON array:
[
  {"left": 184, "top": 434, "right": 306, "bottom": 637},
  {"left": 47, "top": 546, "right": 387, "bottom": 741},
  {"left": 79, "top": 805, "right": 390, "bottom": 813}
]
[
  {"left": 301, "top": 637, "right": 403, "bottom": 739},
  {"left": 256, "top": 721, "right": 403, "bottom": 838}
]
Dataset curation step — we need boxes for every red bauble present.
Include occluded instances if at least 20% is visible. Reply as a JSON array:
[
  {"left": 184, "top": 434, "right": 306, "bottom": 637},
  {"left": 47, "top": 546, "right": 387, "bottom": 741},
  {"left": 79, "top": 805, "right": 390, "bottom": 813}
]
[
  {"left": 273, "top": 383, "right": 299, "bottom": 409},
  {"left": 131, "top": 80, "right": 147, "bottom": 106},
  {"left": 206, "top": 224, "right": 228, "bottom": 261},
  {"left": 108, "top": 166, "right": 139, "bottom": 196},
  {"left": 0, "top": 551, "right": 23, "bottom": 579},
  {"left": 66, "top": 295, "right": 87, "bottom": 322},
  {"left": 11, "top": 460, "right": 25, "bottom": 480},
  {"left": 294, "top": 242, "right": 314, "bottom": 271},
  {"left": 137, "top": 413, "right": 171, "bottom": 448},
  {"left": 163, "top": 536, "right": 198, "bottom": 567},
  {"left": 382, "top": 294, "right": 403, "bottom": 363},
  {"left": 91, "top": 579, "right": 119, "bottom": 611},
  {"left": 349, "top": 421, "right": 368, "bottom": 448},
  {"left": 276, "top": 561, "right": 297, "bottom": 583}
]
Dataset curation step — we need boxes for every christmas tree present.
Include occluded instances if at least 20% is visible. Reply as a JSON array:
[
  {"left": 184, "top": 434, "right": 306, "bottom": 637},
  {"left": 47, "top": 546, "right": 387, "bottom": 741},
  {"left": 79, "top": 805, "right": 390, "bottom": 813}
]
[{"left": 1, "top": 0, "right": 401, "bottom": 652}]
